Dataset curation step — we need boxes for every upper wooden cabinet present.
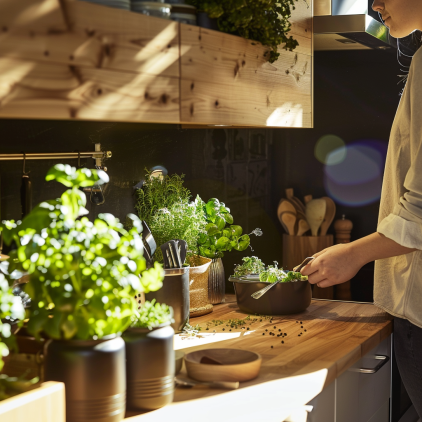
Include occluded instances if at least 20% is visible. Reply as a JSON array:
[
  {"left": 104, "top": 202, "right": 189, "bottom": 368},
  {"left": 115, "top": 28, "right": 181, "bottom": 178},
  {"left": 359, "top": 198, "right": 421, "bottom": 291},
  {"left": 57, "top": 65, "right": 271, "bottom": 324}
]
[{"left": 0, "top": 0, "right": 313, "bottom": 127}]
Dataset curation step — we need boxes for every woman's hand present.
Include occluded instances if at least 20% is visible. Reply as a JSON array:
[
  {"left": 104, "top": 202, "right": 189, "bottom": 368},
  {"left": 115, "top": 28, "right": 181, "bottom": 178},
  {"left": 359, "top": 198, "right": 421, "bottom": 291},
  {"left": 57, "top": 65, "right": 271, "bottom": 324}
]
[{"left": 298, "top": 243, "right": 364, "bottom": 288}]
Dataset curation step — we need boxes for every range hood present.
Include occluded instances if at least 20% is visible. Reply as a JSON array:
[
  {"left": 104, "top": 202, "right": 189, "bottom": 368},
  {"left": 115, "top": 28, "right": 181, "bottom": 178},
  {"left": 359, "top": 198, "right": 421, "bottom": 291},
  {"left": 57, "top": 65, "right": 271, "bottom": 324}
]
[{"left": 314, "top": 0, "right": 396, "bottom": 50}]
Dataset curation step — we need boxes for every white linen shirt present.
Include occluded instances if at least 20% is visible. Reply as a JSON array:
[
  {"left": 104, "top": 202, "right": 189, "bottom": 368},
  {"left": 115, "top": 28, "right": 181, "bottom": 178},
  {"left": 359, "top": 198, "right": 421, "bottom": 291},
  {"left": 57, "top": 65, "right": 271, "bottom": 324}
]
[{"left": 375, "top": 46, "right": 422, "bottom": 328}]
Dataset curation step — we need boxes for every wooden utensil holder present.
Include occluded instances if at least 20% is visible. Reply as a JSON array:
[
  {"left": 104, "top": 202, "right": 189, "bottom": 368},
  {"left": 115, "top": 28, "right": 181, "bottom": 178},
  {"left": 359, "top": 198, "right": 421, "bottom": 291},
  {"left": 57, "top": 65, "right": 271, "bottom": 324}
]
[{"left": 282, "top": 234, "right": 334, "bottom": 300}]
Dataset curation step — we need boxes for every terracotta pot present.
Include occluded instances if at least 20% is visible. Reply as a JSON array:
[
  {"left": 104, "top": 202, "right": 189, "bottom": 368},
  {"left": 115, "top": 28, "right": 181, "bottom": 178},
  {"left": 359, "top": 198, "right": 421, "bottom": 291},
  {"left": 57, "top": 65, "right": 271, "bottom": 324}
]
[
  {"left": 123, "top": 324, "right": 174, "bottom": 411},
  {"left": 187, "top": 256, "right": 213, "bottom": 317}
]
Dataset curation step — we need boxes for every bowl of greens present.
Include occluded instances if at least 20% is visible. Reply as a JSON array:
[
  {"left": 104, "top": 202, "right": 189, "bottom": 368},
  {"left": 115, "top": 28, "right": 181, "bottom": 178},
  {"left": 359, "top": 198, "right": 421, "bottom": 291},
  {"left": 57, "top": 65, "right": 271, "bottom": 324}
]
[{"left": 229, "top": 257, "right": 312, "bottom": 315}]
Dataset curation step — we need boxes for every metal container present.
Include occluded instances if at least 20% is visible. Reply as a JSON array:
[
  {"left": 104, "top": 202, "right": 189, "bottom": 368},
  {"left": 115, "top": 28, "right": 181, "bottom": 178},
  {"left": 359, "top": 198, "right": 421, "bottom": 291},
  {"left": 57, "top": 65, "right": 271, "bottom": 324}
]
[
  {"left": 131, "top": 1, "right": 172, "bottom": 18},
  {"left": 44, "top": 336, "right": 126, "bottom": 422},
  {"left": 123, "top": 324, "right": 174, "bottom": 411},
  {"left": 145, "top": 267, "right": 190, "bottom": 333},
  {"left": 208, "top": 258, "right": 225, "bottom": 304},
  {"left": 229, "top": 277, "right": 312, "bottom": 315}
]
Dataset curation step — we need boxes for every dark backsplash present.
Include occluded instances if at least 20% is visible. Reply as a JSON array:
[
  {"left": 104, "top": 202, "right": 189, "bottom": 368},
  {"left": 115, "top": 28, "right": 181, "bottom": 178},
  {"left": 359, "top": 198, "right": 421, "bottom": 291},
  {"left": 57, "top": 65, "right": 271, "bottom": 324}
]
[{"left": 0, "top": 49, "right": 401, "bottom": 300}]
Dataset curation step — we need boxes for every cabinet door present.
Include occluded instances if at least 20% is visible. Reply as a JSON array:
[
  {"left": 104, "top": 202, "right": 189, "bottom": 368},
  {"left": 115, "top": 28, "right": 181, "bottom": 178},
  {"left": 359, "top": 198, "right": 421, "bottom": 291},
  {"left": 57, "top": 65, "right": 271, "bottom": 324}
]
[
  {"left": 306, "top": 381, "right": 335, "bottom": 422},
  {"left": 336, "top": 335, "right": 392, "bottom": 422}
]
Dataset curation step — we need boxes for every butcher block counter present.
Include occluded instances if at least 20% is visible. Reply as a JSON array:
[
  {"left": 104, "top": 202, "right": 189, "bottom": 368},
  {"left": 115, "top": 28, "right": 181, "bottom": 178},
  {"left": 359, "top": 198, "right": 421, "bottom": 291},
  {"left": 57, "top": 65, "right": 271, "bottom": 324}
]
[{"left": 125, "top": 296, "right": 393, "bottom": 422}]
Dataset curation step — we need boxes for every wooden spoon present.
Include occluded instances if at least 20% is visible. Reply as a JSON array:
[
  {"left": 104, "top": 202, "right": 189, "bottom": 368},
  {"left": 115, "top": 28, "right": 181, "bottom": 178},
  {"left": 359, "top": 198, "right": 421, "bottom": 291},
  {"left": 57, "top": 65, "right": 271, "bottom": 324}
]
[
  {"left": 319, "top": 197, "right": 336, "bottom": 236},
  {"left": 305, "top": 199, "right": 326, "bottom": 236},
  {"left": 297, "top": 219, "right": 310, "bottom": 236},
  {"left": 285, "top": 188, "right": 306, "bottom": 213},
  {"left": 280, "top": 212, "right": 296, "bottom": 236},
  {"left": 304, "top": 194, "right": 313, "bottom": 204}
]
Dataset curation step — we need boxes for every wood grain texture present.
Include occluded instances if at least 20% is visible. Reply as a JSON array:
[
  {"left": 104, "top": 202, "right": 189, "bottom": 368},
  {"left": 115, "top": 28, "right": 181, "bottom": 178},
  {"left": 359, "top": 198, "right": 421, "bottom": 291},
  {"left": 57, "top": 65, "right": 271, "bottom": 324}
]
[
  {"left": 0, "top": 57, "right": 179, "bottom": 122},
  {"left": 125, "top": 297, "right": 392, "bottom": 421},
  {"left": 0, "top": 0, "right": 312, "bottom": 126},
  {"left": 0, "top": 381, "right": 65, "bottom": 422},
  {"left": 179, "top": 0, "right": 313, "bottom": 127}
]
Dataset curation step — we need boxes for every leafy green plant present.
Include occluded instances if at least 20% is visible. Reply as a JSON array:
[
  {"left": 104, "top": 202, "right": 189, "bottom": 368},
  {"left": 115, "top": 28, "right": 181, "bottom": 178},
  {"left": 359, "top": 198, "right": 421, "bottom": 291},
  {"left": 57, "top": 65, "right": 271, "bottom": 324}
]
[
  {"left": 187, "top": 0, "right": 299, "bottom": 63},
  {"left": 135, "top": 170, "right": 191, "bottom": 224},
  {"left": 1, "top": 164, "right": 164, "bottom": 341},
  {"left": 148, "top": 196, "right": 207, "bottom": 263},
  {"left": 233, "top": 256, "right": 265, "bottom": 277},
  {"left": 259, "top": 261, "right": 307, "bottom": 283},
  {"left": 130, "top": 300, "right": 174, "bottom": 330},
  {"left": 0, "top": 273, "right": 25, "bottom": 372},
  {"left": 198, "top": 198, "right": 262, "bottom": 259}
]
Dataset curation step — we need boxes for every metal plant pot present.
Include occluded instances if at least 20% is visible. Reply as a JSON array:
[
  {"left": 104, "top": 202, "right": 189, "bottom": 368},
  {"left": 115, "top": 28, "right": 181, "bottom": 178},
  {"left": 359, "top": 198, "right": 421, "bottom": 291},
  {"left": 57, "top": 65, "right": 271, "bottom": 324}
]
[
  {"left": 208, "top": 258, "right": 225, "bottom": 304},
  {"left": 145, "top": 267, "right": 190, "bottom": 333},
  {"left": 123, "top": 324, "right": 175, "bottom": 411},
  {"left": 44, "top": 336, "right": 126, "bottom": 422}
]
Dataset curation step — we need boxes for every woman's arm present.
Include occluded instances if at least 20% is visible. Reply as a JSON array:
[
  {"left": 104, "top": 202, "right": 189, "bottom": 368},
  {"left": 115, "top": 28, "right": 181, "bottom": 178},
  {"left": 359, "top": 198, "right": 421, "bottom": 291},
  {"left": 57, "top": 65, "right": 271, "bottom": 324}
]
[{"left": 300, "top": 232, "right": 417, "bottom": 288}]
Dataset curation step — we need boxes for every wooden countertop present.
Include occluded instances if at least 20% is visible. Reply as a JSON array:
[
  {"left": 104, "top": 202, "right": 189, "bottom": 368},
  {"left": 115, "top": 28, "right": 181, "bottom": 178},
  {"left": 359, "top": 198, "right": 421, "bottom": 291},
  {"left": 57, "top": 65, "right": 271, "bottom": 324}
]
[{"left": 125, "top": 296, "right": 392, "bottom": 422}]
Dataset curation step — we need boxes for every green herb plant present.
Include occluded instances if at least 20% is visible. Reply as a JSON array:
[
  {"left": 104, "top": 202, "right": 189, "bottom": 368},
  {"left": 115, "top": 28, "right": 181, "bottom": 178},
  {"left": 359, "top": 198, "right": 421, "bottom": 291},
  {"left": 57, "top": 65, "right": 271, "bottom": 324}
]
[
  {"left": 187, "top": 0, "right": 299, "bottom": 63},
  {"left": 130, "top": 299, "right": 174, "bottom": 330},
  {"left": 0, "top": 273, "right": 25, "bottom": 372},
  {"left": 1, "top": 164, "right": 164, "bottom": 341},
  {"left": 233, "top": 256, "right": 265, "bottom": 277},
  {"left": 135, "top": 170, "right": 190, "bottom": 224},
  {"left": 198, "top": 198, "right": 262, "bottom": 259},
  {"left": 259, "top": 261, "right": 307, "bottom": 283},
  {"left": 148, "top": 196, "right": 207, "bottom": 263}
]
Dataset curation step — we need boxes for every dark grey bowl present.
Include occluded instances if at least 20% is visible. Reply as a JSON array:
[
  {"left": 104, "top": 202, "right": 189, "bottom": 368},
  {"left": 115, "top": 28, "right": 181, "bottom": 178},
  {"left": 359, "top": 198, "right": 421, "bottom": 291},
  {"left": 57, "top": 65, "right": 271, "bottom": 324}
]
[{"left": 229, "top": 277, "right": 312, "bottom": 315}]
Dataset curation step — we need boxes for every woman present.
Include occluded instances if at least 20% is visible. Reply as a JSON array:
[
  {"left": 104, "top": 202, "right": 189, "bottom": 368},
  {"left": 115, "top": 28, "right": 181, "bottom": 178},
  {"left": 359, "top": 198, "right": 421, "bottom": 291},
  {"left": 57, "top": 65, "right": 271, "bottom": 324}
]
[{"left": 300, "top": 0, "right": 422, "bottom": 416}]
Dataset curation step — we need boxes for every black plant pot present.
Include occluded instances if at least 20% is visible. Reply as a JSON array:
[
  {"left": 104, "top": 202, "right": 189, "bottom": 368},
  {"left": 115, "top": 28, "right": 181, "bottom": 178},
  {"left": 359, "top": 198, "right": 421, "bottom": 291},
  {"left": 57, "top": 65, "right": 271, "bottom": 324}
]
[
  {"left": 123, "top": 324, "right": 175, "bottom": 410},
  {"left": 44, "top": 336, "right": 126, "bottom": 422},
  {"left": 197, "top": 12, "right": 219, "bottom": 30},
  {"left": 145, "top": 267, "right": 190, "bottom": 332}
]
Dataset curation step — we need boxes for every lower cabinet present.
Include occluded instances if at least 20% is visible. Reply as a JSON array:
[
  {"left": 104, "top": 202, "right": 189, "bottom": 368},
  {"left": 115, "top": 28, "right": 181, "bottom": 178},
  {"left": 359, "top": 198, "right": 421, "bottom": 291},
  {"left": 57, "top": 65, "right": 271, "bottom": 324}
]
[{"left": 305, "top": 335, "right": 392, "bottom": 422}]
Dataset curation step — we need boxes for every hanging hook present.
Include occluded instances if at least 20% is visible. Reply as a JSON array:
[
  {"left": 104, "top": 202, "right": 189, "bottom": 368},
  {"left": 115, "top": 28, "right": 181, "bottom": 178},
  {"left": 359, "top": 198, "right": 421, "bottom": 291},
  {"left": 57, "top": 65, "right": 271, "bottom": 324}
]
[
  {"left": 22, "top": 152, "right": 29, "bottom": 175},
  {"left": 77, "top": 150, "right": 81, "bottom": 168}
]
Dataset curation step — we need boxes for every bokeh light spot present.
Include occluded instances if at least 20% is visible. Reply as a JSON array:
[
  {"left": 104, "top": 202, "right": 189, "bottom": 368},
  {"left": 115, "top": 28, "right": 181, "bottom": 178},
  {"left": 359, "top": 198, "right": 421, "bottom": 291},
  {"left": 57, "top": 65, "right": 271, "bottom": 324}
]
[
  {"left": 315, "top": 135, "right": 346, "bottom": 165},
  {"left": 324, "top": 140, "right": 387, "bottom": 207}
]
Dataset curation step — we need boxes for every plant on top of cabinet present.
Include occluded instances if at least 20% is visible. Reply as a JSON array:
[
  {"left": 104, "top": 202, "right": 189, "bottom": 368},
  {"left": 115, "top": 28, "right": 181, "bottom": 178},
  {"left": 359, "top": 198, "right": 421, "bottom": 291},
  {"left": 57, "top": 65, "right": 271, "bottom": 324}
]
[
  {"left": 1, "top": 164, "right": 165, "bottom": 422},
  {"left": 187, "top": 0, "right": 299, "bottom": 63}
]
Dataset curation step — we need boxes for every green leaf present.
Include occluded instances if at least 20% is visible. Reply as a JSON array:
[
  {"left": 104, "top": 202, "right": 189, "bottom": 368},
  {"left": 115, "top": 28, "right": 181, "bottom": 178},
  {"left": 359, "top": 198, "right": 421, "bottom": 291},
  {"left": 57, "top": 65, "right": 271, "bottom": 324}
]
[
  {"left": 215, "top": 216, "right": 226, "bottom": 231},
  {"left": 234, "top": 234, "right": 250, "bottom": 251},
  {"left": 224, "top": 213, "right": 234, "bottom": 224},
  {"left": 206, "top": 223, "right": 219, "bottom": 236},
  {"left": 230, "top": 225, "right": 243, "bottom": 237},
  {"left": 198, "top": 233, "right": 208, "bottom": 245},
  {"left": 206, "top": 198, "right": 219, "bottom": 215},
  {"left": 45, "top": 164, "right": 109, "bottom": 189},
  {"left": 216, "top": 236, "right": 230, "bottom": 250}
]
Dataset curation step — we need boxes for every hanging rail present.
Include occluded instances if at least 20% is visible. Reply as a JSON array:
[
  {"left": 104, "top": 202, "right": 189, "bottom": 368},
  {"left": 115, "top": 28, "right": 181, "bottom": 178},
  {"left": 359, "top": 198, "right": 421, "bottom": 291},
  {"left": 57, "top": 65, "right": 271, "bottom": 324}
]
[{"left": 0, "top": 144, "right": 112, "bottom": 167}]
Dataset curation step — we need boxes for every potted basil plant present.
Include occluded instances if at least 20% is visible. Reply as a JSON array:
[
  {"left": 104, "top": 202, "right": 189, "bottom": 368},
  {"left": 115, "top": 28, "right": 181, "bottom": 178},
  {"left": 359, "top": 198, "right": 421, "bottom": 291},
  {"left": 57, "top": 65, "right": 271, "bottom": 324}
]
[
  {"left": 198, "top": 198, "right": 262, "bottom": 304},
  {"left": 1, "top": 164, "right": 164, "bottom": 422},
  {"left": 123, "top": 300, "right": 174, "bottom": 411}
]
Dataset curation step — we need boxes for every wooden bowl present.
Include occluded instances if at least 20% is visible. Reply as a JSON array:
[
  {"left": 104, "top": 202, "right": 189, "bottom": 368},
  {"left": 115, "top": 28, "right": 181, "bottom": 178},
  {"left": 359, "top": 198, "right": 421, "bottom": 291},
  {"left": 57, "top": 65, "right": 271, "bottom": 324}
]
[
  {"left": 184, "top": 348, "right": 261, "bottom": 382},
  {"left": 175, "top": 350, "right": 184, "bottom": 375}
]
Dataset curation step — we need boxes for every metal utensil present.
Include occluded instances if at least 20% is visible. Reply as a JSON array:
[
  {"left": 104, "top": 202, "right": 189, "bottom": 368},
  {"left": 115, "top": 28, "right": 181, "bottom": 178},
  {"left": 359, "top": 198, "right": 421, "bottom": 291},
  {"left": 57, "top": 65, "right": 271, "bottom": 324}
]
[
  {"left": 175, "top": 377, "right": 239, "bottom": 390},
  {"left": 251, "top": 280, "right": 280, "bottom": 299},
  {"left": 251, "top": 257, "right": 315, "bottom": 300}
]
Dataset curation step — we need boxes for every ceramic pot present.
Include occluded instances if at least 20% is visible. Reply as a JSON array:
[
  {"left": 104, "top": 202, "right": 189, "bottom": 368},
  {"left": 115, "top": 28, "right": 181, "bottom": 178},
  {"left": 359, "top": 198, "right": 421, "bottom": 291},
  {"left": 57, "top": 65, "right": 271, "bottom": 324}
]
[
  {"left": 229, "top": 277, "right": 312, "bottom": 315},
  {"left": 123, "top": 324, "right": 174, "bottom": 410},
  {"left": 188, "top": 256, "right": 213, "bottom": 317},
  {"left": 145, "top": 266, "right": 190, "bottom": 333},
  {"left": 208, "top": 258, "right": 225, "bottom": 304},
  {"left": 44, "top": 336, "right": 126, "bottom": 422},
  {"left": 197, "top": 11, "right": 218, "bottom": 30}
]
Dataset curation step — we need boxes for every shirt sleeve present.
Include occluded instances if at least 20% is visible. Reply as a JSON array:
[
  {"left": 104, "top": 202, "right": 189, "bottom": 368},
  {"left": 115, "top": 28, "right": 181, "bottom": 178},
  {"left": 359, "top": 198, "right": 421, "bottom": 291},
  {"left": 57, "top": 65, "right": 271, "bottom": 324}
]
[{"left": 377, "top": 50, "right": 422, "bottom": 250}]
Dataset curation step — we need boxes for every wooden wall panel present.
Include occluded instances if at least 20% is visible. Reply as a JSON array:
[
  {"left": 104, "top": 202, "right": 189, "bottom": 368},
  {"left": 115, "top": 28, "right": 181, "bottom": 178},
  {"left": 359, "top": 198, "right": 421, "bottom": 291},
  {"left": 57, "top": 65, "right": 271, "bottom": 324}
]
[
  {"left": 179, "top": 0, "right": 313, "bottom": 127},
  {"left": 0, "top": 57, "right": 180, "bottom": 122}
]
